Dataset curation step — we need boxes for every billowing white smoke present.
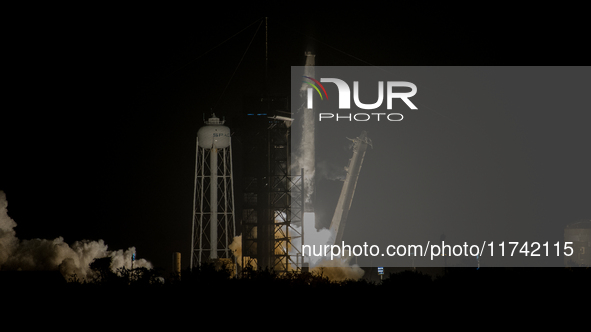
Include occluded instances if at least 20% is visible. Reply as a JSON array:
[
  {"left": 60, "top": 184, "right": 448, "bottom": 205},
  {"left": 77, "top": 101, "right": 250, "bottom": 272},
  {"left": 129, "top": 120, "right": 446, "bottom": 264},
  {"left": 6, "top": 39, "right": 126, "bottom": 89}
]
[
  {"left": 291, "top": 212, "right": 364, "bottom": 281},
  {"left": 0, "top": 191, "right": 152, "bottom": 281},
  {"left": 0, "top": 191, "right": 17, "bottom": 267},
  {"left": 316, "top": 160, "right": 347, "bottom": 182},
  {"left": 297, "top": 212, "right": 331, "bottom": 267},
  {"left": 229, "top": 234, "right": 242, "bottom": 266},
  {"left": 290, "top": 56, "right": 363, "bottom": 281},
  {"left": 227, "top": 213, "right": 364, "bottom": 281}
]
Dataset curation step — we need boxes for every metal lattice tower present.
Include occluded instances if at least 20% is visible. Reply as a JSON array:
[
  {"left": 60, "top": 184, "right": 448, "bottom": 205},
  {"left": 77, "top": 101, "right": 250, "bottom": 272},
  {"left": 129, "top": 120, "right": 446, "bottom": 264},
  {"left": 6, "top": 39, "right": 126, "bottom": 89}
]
[
  {"left": 240, "top": 97, "right": 304, "bottom": 276},
  {"left": 269, "top": 121, "right": 304, "bottom": 274}
]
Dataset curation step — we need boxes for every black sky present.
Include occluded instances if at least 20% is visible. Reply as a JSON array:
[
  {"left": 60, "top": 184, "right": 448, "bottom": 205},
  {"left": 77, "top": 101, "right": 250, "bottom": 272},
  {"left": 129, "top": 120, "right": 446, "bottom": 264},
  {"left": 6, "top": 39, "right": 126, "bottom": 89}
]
[{"left": 2, "top": 15, "right": 589, "bottom": 273}]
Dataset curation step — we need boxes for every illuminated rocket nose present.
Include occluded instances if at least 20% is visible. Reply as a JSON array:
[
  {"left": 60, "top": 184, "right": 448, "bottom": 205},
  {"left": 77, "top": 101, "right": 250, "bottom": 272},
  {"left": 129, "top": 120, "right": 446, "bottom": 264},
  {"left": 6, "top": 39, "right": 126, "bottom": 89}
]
[{"left": 304, "top": 51, "right": 315, "bottom": 66}]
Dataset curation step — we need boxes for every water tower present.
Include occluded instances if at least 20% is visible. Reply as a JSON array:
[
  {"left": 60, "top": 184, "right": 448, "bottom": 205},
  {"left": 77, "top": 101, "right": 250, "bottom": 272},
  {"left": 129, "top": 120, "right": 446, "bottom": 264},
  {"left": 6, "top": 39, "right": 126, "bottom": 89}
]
[{"left": 190, "top": 114, "right": 236, "bottom": 270}]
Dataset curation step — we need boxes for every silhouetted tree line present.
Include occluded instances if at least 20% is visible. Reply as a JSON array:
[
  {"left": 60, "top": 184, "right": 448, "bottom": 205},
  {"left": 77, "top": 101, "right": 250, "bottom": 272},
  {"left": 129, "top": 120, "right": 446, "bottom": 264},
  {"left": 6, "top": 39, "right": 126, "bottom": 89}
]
[
  {"left": 57, "top": 259, "right": 590, "bottom": 293},
  {"left": 3, "top": 260, "right": 588, "bottom": 319},
  {"left": 5, "top": 259, "right": 588, "bottom": 301}
]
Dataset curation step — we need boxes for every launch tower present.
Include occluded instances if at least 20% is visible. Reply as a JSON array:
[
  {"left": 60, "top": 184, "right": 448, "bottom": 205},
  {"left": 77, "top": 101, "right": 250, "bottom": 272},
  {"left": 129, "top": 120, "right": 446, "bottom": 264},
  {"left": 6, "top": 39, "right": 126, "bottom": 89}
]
[{"left": 238, "top": 97, "right": 305, "bottom": 275}]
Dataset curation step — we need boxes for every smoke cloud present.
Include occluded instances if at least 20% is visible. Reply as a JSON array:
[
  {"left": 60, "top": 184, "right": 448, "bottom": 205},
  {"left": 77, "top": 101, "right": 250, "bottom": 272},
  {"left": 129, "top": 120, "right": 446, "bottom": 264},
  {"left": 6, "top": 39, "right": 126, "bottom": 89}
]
[
  {"left": 309, "top": 258, "right": 365, "bottom": 282},
  {"left": 294, "top": 57, "right": 316, "bottom": 205},
  {"left": 316, "top": 160, "right": 347, "bottom": 182},
  {"left": 291, "top": 57, "right": 363, "bottom": 281},
  {"left": 292, "top": 212, "right": 364, "bottom": 281},
  {"left": 229, "top": 234, "right": 242, "bottom": 266},
  {"left": 0, "top": 190, "right": 152, "bottom": 281},
  {"left": 229, "top": 213, "right": 363, "bottom": 281}
]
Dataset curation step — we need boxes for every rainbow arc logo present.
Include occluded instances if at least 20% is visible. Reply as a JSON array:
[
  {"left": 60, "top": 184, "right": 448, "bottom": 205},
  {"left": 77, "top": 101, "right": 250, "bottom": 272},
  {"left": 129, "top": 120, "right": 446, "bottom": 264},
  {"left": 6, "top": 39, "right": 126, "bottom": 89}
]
[{"left": 302, "top": 76, "right": 329, "bottom": 101}]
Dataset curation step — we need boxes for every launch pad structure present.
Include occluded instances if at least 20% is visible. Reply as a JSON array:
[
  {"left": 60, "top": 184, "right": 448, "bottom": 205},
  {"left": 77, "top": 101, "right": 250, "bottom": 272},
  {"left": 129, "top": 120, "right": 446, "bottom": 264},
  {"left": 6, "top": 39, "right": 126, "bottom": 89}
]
[
  {"left": 190, "top": 20, "right": 308, "bottom": 275},
  {"left": 190, "top": 43, "right": 370, "bottom": 276},
  {"left": 238, "top": 96, "right": 305, "bottom": 275},
  {"left": 186, "top": 16, "right": 377, "bottom": 276},
  {"left": 190, "top": 100, "right": 306, "bottom": 276},
  {"left": 190, "top": 108, "right": 371, "bottom": 276}
]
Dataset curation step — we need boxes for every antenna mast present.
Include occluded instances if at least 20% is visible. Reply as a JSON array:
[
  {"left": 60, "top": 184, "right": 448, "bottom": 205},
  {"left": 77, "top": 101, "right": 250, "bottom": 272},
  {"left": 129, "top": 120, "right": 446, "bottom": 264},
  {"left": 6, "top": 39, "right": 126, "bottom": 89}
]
[{"left": 265, "top": 17, "right": 269, "bottom": 111}]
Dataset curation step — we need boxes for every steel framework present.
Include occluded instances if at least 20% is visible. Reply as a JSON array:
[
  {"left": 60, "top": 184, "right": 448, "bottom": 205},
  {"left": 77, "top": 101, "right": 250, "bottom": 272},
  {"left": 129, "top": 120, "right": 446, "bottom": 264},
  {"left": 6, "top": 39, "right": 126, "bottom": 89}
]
[{"left": 240, "top": 98, "right": 304, "bottom": 276}]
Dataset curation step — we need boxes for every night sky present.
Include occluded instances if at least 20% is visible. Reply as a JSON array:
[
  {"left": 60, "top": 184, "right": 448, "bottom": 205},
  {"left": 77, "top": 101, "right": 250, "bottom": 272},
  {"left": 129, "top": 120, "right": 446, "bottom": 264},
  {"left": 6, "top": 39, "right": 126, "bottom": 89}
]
[{"left": 2, "top": 15, "right": 589, "bottom": 273}]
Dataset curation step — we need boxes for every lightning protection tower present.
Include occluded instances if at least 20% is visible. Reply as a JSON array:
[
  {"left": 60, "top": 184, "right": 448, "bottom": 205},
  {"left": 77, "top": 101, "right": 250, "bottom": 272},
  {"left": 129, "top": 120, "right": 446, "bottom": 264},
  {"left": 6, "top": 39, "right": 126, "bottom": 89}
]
[{"left": 191, "top": 114, "right": 236, "bottom": 270}]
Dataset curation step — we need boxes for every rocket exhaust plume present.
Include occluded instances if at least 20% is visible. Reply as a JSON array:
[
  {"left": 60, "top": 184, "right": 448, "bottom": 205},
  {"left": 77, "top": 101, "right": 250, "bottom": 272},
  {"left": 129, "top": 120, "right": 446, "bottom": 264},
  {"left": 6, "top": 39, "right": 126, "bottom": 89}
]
[
  {"left": 229, "top": 234, "right": 242, "bottom": 266},
  {"left": 289, "top": 212, "right": 364, "bottom": 281},
  {"left": 296, "top": 51, "right": 316, "bottom": 209},
  {"left": 296, "top": 52, "right": 324, "bottom": 271},
  {"left": 0, "top": 191, "right": 152, "bottom": 281},
  {"left": 290, "top": 52, "right": 364, "bottom": 281}
]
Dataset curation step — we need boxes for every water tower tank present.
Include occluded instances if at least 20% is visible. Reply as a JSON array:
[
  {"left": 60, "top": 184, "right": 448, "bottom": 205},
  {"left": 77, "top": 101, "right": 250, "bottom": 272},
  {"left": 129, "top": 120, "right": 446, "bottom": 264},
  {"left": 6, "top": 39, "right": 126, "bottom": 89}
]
[{"left": 197, "top": 114, "right": 230, "bottom": 149}]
